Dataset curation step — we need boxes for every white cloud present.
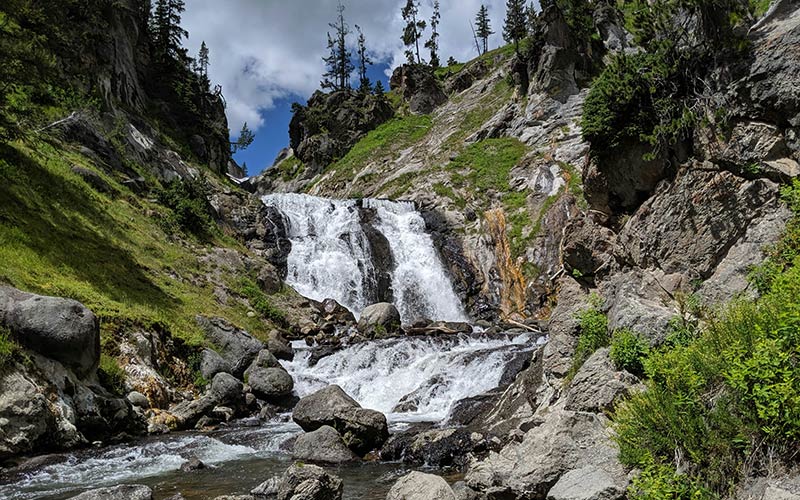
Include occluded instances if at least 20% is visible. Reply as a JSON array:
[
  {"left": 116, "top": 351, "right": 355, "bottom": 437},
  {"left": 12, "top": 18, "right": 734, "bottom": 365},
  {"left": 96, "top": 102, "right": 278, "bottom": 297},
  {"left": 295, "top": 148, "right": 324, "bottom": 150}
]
[{"left": 182, "top": 0, "right": 513, "bottom": 133}]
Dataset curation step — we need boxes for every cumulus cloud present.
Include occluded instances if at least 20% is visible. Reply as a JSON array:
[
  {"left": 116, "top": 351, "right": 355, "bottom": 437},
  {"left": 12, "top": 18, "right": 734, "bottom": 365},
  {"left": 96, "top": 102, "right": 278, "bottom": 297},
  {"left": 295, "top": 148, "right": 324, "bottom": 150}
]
[{"left": 182, "top": 0, "right": 512, "bottom": 133}]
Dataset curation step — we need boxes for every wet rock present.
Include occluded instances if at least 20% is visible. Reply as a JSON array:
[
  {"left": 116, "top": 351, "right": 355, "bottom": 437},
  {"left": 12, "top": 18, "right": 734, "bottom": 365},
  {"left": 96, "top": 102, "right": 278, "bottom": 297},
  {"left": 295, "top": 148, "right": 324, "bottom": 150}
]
[
  {"left": 293, "top": 385, "right": 389, "bottom": 456},
  {"left": 0, "top": 286, "right": 100, "bottom": 377},
  {"left": 252, "top": 463, "right": 343, "bottom": 500},
  {"left": 386, "top": 471, "right": 456, "bottom": 500},
  {"left": 180, "top": 457, "right": 206, "bottom": 472},
  {"left": 547, "top": 465, "right": 625, "bottom": 500},
  {"left": 565, "top": 349, "right": 639, "bottom": 413},
  {"left": 390, "top": 64, "right": 447, "bottom": 114},
  {"left": 293, "top": 425, "right": 359, "bottom": 463},
  {"left": 244, "top": 350, "right": 293, "bottom": 400},
  {"left": 357, "top": 303, "right": 401, "bottom": 338},
  {"left": 196, "top": 316, "right": 264, "bottom": 378},
  {"left": 319, "top": 298, "right": 356, "bottom": 324},
  {"left": 69, "top": 484, "right": 153, "bottom": 500},
  {"left": 380, "top": 426, "right": 478, "bottom": 468},
  {"left": 199, "top": 348, "right": 232, "bottom": 381}
]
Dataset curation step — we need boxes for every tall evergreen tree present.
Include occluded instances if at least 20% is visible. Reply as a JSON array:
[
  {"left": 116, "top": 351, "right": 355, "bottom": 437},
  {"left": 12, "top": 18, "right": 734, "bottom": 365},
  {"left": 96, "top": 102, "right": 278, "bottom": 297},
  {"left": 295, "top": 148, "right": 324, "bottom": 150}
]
[
  {"left": 424, "top": 1, "right": 441, "bottom": 68},
  {"left": 373, "top": 80, "right": 385, "bottom": 97},
  {"left": 196, "top": 41, "right": 210, "bottom": 90},
  {"left": 231, "top": 122, "right": 255, "bottom": 153},
  {"left": 503, "top": 0, "right": 527, "bottom": 53},
  {"left": 152, "top": 0, "right": 188, "bottom": 64},
  {"left": 475, "top": 5, "right": 493, "bottom": 55},
  {"left": 526, "top": 2, "right": 538, "bottom": 35},
  {"left": 401, "top": 0, "right": 426, "bottom": 65},
  {"left": 355, "top": 25, "right": 372, "bottom": 92},
  {"left": 320, "top": 2, "right": 353, "bottom": 91}
]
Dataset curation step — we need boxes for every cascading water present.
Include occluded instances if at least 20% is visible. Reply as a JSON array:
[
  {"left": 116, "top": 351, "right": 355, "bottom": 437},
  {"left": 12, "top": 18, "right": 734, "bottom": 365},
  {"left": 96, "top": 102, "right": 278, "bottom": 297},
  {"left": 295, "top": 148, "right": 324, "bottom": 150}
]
[
  {"left": 261, "top": 193, "right": 468, "bottom": 323},
  {"left": 284, "top": 333, "right": 545, "bottom": 425}
]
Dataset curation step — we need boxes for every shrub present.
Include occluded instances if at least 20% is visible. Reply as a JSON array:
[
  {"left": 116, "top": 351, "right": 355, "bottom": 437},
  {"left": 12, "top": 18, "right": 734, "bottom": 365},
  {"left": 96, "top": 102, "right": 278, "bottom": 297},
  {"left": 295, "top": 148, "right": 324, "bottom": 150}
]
[
  {"left": 98, "top": 354, "right": 126, "bottom": 396},
  {"left": 629, "top": 463, "right": 714, "bottom": 500},
  {"left": 610, "top": 328, "right": 649, "bottom": 376},
  {"left": 0, "top": 326, "right": 19, "bottom": 368},
  {"left": 156, "top": 174, "right": 214, "bottom": 237},
  {"left": 566, "top": 294, "right": 609, "bottom": 382}
]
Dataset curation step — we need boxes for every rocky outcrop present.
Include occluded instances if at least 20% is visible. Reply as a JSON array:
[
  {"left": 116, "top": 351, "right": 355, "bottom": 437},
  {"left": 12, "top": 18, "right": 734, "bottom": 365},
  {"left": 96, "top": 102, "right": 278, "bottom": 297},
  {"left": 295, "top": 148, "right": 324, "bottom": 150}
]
[
  {"left": 390, "top": 64, "right": 447, "bottom": 114},
  {"left": 0, "top": 286, "right": 100, "bottom": 377},
  {"left": 386, "top": 471, "right": 456, "bottom": 500},
  {"left": 292, "top": 425, "right": 359, "bottom": 463},
  {"left": 565, "top": 348, "right": 639, "bottom": 413},
  {"left": 357, "top": 303, "right": 402, "bottom": 337},
  {"left": 546, "top": 466, "right": 626, "bottom": 500},
  {"left": 196, "top": 316, "right": 264, "bottom": 378},
  {"left": 292, "top": 385, "right": 389, "bottom": 456},
  {"left": 251, "top": 463, "right": 343, "bottom": 500}
]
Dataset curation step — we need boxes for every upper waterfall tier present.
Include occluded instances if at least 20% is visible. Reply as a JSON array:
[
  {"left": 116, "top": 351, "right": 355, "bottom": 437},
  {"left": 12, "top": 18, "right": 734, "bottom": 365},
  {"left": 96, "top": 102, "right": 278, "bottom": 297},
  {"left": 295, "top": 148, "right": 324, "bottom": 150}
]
[{"left": 261, "top": 193, "right": 468, "bottom": 323}]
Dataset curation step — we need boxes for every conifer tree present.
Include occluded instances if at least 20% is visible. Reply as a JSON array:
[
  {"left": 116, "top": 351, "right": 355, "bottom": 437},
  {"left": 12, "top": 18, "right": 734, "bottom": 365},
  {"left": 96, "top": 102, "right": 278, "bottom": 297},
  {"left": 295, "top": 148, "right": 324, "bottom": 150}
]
[
  {"left": 197, "top": 41, "right": 210, "bottom": 90},
  {"left": 373, "top": 80, "right": 386, "bottom": 97},
  {"left": 503, "top": 0, "right": 527, "bottom": 53},
  {"left": 447, "top": 56, "right": 458, "bottom": 67},
  {"left": 401, "top": 0, "right": 426, "bottom": 65},
  {"left": 320, "top": 2, "right": 353, "bottom": 91},
  {"left": 475, "top": 5, "right": 493, "bottom": 55},
  {"left": 231, "top": 122, "right": 255, "bottom": 153},
  {"left": 152, "top": 0, "right": 188, "bottom": 64},
  {"left": 424, "top": 1, "right": 441, "bottom": 68},
  {"left": 355, "top": 25, "right": 372, "bottom": 93}
]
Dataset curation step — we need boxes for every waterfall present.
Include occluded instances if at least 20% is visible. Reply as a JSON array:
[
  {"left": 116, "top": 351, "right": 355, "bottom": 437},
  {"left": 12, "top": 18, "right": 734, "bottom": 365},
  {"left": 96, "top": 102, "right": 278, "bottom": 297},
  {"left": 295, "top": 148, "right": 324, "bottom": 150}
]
[
  {"left": 261, "top": 193, "right": 468, "bottom": 323},
  {"left": 284, "top": 334, "right": 544, "bottom": 424}
]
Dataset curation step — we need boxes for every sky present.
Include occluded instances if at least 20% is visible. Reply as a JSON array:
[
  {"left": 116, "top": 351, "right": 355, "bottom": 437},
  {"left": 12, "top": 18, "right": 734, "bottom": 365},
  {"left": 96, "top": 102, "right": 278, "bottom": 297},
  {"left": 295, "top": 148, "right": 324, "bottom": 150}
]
[{"left": 181, "top": 0, "right": 515, "bottom": 175}]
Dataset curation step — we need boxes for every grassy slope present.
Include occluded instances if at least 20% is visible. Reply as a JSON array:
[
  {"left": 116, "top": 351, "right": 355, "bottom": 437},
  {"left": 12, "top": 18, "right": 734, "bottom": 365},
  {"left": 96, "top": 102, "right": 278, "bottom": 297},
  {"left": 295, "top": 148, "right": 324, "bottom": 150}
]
[{"left": 0, "top": 137, "right": 280, "bottom": 354}]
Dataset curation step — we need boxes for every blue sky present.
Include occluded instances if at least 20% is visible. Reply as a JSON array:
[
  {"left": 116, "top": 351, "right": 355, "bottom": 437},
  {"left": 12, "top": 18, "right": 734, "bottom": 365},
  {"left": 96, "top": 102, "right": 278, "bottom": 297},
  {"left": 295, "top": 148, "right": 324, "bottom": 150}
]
[{"left": 182, "top": 0, "right": 515, "bottom": 175}]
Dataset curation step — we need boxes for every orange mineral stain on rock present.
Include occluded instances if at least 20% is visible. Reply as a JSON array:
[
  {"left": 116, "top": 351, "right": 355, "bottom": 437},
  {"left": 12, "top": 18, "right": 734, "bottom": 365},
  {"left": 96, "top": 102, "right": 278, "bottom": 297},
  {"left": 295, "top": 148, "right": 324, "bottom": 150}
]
[{"left": 484, "top": 208, "right": 527, "bottom": 320}]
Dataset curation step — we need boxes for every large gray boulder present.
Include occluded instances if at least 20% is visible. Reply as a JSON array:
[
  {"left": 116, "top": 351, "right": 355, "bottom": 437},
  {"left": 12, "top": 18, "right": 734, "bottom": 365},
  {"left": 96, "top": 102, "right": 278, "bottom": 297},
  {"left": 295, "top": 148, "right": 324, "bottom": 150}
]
[
  {"left": 293, "top": 425, "right": 359, "bottom": 463},
  {"left": 196, "top": 316, "right": 263, "bottom": 377},
  {"left": 251, "top": 463, "right": 343, "bottom": 500},
  {"left": 387, "top": 471, "right": 456, "bottom": 500},
  {"left": 244, "top": 350, "right": 293, "bottom": 400},
  {"left": 292, "top": 385, "right": 389, "bottom": 456},
  {"left": 565, "top": 348, "right": 639, "bottom": 413},
  {"left": 389, "top": 64, "right": 447, "bottom": 114},
  {"left": 357, "top": 303, "right": 401, "bottom": 338},
  {"left": 547, "top": 466, "right": 625, "bottom": 500},
  {"left": 69, "top": 484, "right": 153, "bottom": 500},
  {"left": 199, "top": 348, "right": 232, "bottom": 381},
  {"left": 209, "top": 372, "right": 243, "bottom": 406},
  {"left": 0, "top": 286, "right": 100, "bottom": 377},
  {"left": 0, "top": 370, "right": 56, "bottom": 459}
]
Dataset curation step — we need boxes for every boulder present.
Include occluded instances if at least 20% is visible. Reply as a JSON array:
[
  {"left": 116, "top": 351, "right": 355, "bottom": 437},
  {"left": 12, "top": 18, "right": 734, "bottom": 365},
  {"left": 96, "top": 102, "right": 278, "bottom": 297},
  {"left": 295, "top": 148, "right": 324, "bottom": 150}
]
[
  {"left": 71, "top": 166, "right": 115, "bottom": 195},
  {"left": 386, "top": 471, "right": 456, "bottom": 500},
  {"left": 546, "top": 466, "right": 625, "bottom": 500},
  {"left": 199, "top": 348, "right": 232, "bottom": 381},
  {"left": 357, "top": 303, "right": 401, "bottom": 337},
  {"left": 565, "top": 348, "right": 639, "bottom": 413},
  {"left": 319, "top": 298, "right": 356, "bottom": 324},
  {"left": 380, "top": 427, "right": 477, "bottom": 468},
  {"left": 0, "top": 370, "right": 56, "bottom": 459},
  {"left": 292, "top": 385, "right": 389, "bottom": 456},
  {"left": 209, "top": 372, "right": 243, "bottom": 406},
  {"left": 0, "top": 286, "right": 100, "bottom": 377},
  {"left": 562, "top": 218, "right": 621, "bottom": 279},
  {"left": 180, "top": 458, "right": 206, "bottom": 472},
  {"left": 69, "top": 484, "right": 153, "bottom": 500},
  {"left": 126, "top": 391, "right": 150, "bottom": 409},
  {"left": 390, "top": 64, "right": 447, "bottom": 114},
  {"left": 293, "top": 425, "right": 359, "bottom": 463},
  {"left": 266, "top": 330, "right": 294, "bottom": 361},
  {"left": 251, "top": 463, "right": 343, "bottom": 500},
  {"left": 245, "top": 351, "right": 293, "bottom": 400},
  {"left": 196, "top": 316, "right": 263, "bottom": 377}
]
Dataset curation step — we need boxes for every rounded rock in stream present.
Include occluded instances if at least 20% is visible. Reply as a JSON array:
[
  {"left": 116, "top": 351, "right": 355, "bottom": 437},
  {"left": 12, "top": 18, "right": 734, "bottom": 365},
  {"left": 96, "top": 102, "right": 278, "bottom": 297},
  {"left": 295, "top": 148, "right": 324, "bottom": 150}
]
[
  {"left": 292, "top": 385, "right": 389, "bottom": 456},
  {"left": 293, "top": 425, "right": 359, "bottom": 463},
  {"left": 357, "top": 302, "right": 401, "bottom": 338},
  {"left": 68, "top": 484, "right": 153, "bottom": 499},
  {"left": 251, "top": 463, "right": 343, "bottom": 500},
  {"left": 386, "top": 471, "right": 456, "bottom": 500}
]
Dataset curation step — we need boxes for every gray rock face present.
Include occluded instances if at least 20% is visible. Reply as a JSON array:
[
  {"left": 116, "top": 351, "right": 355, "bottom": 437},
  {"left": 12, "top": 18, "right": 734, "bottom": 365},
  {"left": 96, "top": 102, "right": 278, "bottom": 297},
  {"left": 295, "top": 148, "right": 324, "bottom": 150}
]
[
  {"left": 69, "top": 484, "right": 153, "bottom": 500},
  {"left": 601, "top": 269, "right": 675, "bottom": 345},
  {"left": 292, "top": 385, "right": 389, "bottom": 456},
  {"left": 547, "top": 466, "right": 625, "bottom": 500},
  {"left": 390, "top": 64, "right": 447, "bottom": 114},
  {"left": 293, "top": 425, "right": 359, "bottom": 463},
  {"left": 562, "top": 218, "right": 621, "bottom": 279},
  {"left": 543, "top": 277, "right": 589, "bottom": 377},
  {"left": 565, "top": 349, "right": 639, "bottom": 413},
  {"left": 386, "top": 471, "right": 456, "bottom": 500},
  {"left": 357, "top": 303, "right": 401, "bottom": 337},
  {"left": 0, "top": 370, "right": 56, "bottom": 459},
  {"left": 199, "top": 348, "right": 232, "bottom": 381},
  {"left": 251, "top": 463, "right": 343, "bottom": 500},
  {"left": 0, "top": 286, "right": 100, "bottom": 377},
  {"left": 196, "top": 316, "right": 263, "bottom": 377}
]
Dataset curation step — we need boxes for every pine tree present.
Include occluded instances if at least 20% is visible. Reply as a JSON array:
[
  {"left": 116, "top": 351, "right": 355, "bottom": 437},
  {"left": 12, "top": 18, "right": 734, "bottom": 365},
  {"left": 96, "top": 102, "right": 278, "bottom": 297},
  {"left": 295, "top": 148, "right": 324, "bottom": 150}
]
[
  {"left": 503, "top": 0, "right": 527, "bottom": 53},
  {"left": 320, "top": 2, "right": 354, "bottom": 91},
  {"left": 197, "top": 41, "right": 210, "bottom": 90},
  {"left": 231, "top": 122, "right": 255, "bottom": 153},
  {"left": 373, "top": 80, "right": 386, "bottom": 97},
  {"left": 424, "top": 1, "right": 441, "bottom": 68},
  {"left": 152, "top": 0, "right": 188, "bottom": 64},
  {"left": 447, "top": 56, "right": 458, "bottom": 67},
  {"left": 355, "top": 25, "right": 372, "bottom": 93},
  {"left": 475, "top": 5, "right": 493, "bottom": 55},
  {"left": 526, "top": 2, "right": 538, "bottom": 35},
  {"left": 401, "top": 0, "right": 426, "bottom": 65}
]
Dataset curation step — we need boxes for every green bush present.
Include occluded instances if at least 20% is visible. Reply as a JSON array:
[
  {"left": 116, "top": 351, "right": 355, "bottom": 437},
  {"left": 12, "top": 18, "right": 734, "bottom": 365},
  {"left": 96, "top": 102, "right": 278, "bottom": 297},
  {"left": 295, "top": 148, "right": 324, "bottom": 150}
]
[
  {"left": 0, "top": 326, "right": 19, "bottom": 368},
  {"left": 629, "top": 463, "right": 714, "bottom": 500},
  {"left": 98, "top": 353, "right": 126, "bottom": 396},
  {"left": 566, "top": 294, "right": 609, "bottom": 382},
  {"left": 156, "top": 174, "right": 213, "bottom": 237},
  {"left": 610, "top": 328, "right": 649, "bottom": 376}
]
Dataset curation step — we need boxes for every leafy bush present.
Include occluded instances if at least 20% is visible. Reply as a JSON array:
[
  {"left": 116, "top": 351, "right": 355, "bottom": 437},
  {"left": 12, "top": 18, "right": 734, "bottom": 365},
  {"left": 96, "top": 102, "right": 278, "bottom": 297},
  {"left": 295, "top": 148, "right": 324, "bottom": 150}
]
[
  {"left": 0, "top": 326, "right": 19, "bottom": 368},
  {"left": 610, "top": 328, "right": 649, "bottom": 376},
  {"left": 566, "top": 294, "right": 609, "bottom": 382},
  {"left": 156, "top": 175, "right": 213, "bottom": 237},
  {"left": 629, "top": 463, "right": 713, "bottom": 500},
  {"left": 749, "top": 180, "right": 800, "bottom": 294},
  {"left": 98, "top": 353, "right": 126, "bottom": 396}
]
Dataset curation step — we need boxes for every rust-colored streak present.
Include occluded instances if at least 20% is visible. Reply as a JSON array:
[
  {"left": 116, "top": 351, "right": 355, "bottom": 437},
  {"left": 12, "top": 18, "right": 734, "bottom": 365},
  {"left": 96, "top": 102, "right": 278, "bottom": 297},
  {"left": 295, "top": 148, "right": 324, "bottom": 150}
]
[{"left": 484, "top": 208, "right": 527, "bottom": 320}]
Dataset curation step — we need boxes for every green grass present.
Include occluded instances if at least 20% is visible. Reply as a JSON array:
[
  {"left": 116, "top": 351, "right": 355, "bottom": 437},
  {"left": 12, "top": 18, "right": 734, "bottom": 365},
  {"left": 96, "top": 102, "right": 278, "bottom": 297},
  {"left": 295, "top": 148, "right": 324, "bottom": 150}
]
[
  {"left": 447, "top": 138, "right": 527, "bottom": 201},
  {"left": 0, "top": 326, "right": 19, "bottom": 368},
  {"left": 565, "top": 294, "right": 609, "bottom": 384},
  {"left": 434, "top": 62, "right": 466, "bottom": 80},
  {"left": 98, "top": 353, "right": 126, "bottom": 396},
  {"left": 275, "top": 156, "right": 304, "bottom": 182},
  {"left": 432, "top": 182, "right": 466, "bottom": 209}
]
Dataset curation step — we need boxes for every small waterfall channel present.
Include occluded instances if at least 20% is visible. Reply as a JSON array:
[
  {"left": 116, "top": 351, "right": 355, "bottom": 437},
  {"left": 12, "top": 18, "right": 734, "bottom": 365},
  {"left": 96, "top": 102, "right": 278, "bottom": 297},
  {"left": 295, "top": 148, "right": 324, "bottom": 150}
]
[{"left": 261, "top": 193, "right": 468, "bottom": 323}]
